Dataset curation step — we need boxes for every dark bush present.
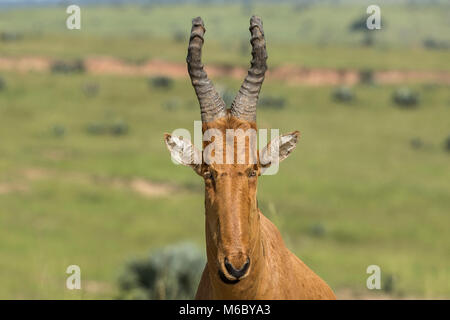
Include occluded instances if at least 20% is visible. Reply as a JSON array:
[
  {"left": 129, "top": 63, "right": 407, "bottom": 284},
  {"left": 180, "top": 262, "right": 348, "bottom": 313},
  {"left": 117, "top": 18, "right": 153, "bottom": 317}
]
[
  {"left": 259, "top": 95, "right": 286, "bottom": 109},
  {"left": 444, "top": 136, "right": 450, "bottom": 152},
  {"left": 86, "top": 119, "right": 129, "bottom": 136},
  {"left": 392, "top": 87, "right": 419, "bottom": 108},
  {"left": 118, "top": 242, "right": 205, "bottom": 300},
  {"left": 423, "top": 38, "right": 449, "bottom": 50},
  {"left": 410, "top": 137, "right": 423, "bottom": 149},
  {"left": 173, "top": 31, "right": 186, "bottom": 43},
  {"left": 0, "top": 76, "right": 5, "bottom": 91},
  {"left": 382, "top": 273, "right": 396, "bottom": 294},
  {"left": 349, "top": 16, "right": 369, "bottom": 32},
  {"left": 110, "top": 120, "right": 129, "bottom": 136},
  {"left": 348, "top": 15, "right": 385, "bottom": 47},
  {"left": 51, "top": 60, "right": 85, "bottom": 74},
  {"left": 0, "top": 32, "right": 22, "bottom": 42},
  {"left": 51, "top": 125, "right": 66, "bottom": 138},
  {"left": 332, "top": 86, "right": 354, "bottom": 103},
  {"left": 359, "top": 69, "right": 374, "bottom": 85},
  {"left": 308, "top": 223, "right": 326, "bottom": 238},
  {"left": 149, "top": 76, "right": 173, "bottom": 90}
]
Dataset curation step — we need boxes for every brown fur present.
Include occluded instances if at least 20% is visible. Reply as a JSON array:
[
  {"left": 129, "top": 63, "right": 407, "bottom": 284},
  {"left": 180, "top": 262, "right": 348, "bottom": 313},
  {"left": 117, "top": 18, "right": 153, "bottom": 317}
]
[
  {"left": 169, "top": 16, "right": 334, "bottom": 299},
  {"left": 192, "top": 113, "right": 336, "bottom": 300}
]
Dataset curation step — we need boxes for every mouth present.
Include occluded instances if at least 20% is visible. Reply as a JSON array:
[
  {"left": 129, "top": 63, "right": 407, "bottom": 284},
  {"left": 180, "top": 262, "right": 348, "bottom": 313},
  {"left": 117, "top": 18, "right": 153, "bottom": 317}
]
[{"left": 218, "top": 270, "right": 240, "bottom": 285}]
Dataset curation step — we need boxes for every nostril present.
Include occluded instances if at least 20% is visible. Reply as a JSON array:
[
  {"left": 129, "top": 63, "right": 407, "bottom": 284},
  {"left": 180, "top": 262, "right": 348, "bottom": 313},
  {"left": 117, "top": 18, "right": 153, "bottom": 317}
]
[{"left": 224, "top": 257, "right": 250, "bottom": 279}]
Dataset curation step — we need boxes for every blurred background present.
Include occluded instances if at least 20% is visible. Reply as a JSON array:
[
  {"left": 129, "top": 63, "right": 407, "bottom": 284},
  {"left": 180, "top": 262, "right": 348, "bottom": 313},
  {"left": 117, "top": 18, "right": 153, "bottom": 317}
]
[{"left": 0, "top": 0, "right": 449, "bottom": 299}]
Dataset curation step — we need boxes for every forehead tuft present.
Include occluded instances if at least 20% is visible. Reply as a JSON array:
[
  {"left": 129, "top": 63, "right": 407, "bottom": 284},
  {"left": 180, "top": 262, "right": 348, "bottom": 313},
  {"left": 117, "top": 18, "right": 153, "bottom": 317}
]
[
  {"left": 202, "top": 114, "right": 257, "bottom": 133},
  {"left": 201, "top": 115, "right": 259, "bottom": 166}
]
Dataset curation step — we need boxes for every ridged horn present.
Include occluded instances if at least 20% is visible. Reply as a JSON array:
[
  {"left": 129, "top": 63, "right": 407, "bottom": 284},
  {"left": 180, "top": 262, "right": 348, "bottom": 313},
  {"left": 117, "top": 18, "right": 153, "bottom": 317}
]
[
  {"left": 187, "top": 17, "right": 226, "bottom": 122},
  {"left": 230, "top": 16, "right": 267, "bottom": 122}
]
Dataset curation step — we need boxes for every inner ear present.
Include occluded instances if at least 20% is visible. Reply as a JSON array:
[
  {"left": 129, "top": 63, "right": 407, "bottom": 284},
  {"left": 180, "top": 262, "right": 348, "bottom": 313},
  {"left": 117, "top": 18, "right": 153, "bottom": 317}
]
[
  {"left": 259, "top": 131, "right": 300, "bottom": 168},
  {"left": 278, "top": 131, "right": 300, "bottom": 161},
  {"left": 164, "top": 133, "right": 202, "bottom": 175}
]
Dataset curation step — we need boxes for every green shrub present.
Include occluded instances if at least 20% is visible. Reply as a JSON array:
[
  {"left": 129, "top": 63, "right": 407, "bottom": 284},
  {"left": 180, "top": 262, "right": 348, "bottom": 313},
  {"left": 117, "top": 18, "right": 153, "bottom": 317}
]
[
  {"left": 259, "top": 95, "right": 286, "bottom": 109},
  {"left": 162, "top": 98, "right": 180, "bottom": 112},
  {"left": 149, "top": 76, "right": 173, "bottom": 90},
  {"left": 51, "top": 60, "right": 85, "bottom": 74},
  {"left": 0, "top": 76, "right": 5, "bottom": 91},
  {"left": 110, "top": 120, "right": 129, "bottom": 136},
  {"left": 423, "top": 38, "right": 449, "bottom": 50},
  {"left": 382, "top": 273, "right": 396, "bottom": 294},
  {"left": 308, "top": 223, "right": 326, "bottom": 237},
  {"left": 392, "top": 87, "right": 419, "bottom": 108},
  {"left": 0, "top": 32, "right": 22, "bottom": 42},
  {"left": 332, "top": 86, "right": 354, "bottom": 103},
  {"left": 86, "top": 119, "right": 129, "bottom": 136},
  {"left": 118, "top": 242, "right": 205, "bottom": 300},
  {"left": 359, "top": 69, "right": 374, "bottom": 85},
  {"left": 51, "top": 125, "right": 66, "bottom": 138},
  {"left": 173, "top": 30, "right": 186, "bottom": 43},
  {"left": 410, "top": 137, "right": 423, "bottom": 149},
  {"left": 444, "top": 135, "right": 450, "bottom": 152}
]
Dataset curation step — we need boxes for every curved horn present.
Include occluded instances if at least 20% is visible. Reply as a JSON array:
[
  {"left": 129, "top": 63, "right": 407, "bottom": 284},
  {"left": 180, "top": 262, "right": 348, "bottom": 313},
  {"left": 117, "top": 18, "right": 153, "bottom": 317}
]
[
  {"left": 230, "top": 16, "right": 268, "bottom": 122},
  {"left": 187, "top": 17, "right": 226, "bottom": 122}
]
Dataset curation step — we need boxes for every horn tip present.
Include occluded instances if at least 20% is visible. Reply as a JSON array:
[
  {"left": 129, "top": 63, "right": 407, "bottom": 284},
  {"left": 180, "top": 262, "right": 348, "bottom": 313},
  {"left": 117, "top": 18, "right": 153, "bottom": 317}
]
[
  {"left": 250, "top": 15, "right": 263, "bottom": 27},
  {"left": 192, "top": 16, "right": 204, "bottom": 27},
  {"left": 249, "top": 16, "right": 264, "bottom": 36}
]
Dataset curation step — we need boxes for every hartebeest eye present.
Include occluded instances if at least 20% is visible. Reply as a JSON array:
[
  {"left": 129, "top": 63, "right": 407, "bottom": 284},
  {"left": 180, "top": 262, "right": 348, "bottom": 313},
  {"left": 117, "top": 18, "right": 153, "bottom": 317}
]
[
  {"left": 203, "top": 171, "right": 213, "bottom": 180},
  {"left": 248, "top": 170, "right": 257, "bottom": 178}
]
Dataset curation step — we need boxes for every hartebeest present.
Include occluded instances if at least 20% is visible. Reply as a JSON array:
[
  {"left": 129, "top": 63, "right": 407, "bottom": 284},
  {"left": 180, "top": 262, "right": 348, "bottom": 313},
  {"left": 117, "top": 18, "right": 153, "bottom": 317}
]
[{"left": 164, "top": 16, "right": 336, "bottom": 300}]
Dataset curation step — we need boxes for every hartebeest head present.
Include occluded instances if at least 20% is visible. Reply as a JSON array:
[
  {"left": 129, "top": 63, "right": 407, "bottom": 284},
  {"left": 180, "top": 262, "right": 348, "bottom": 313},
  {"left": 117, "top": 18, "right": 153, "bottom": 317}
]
[{"left": 164, "top": 16, "right": 299, "bottom": 284}]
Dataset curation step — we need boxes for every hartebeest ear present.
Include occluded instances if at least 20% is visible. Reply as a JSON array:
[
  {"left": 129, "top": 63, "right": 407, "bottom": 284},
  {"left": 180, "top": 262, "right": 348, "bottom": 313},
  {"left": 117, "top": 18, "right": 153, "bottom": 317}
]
[
  {"left": 164, "top": 133, "right": 202, "bottom": 175},
  {"left": 259, "top": 131, "right": 300, "bottom": 170}
]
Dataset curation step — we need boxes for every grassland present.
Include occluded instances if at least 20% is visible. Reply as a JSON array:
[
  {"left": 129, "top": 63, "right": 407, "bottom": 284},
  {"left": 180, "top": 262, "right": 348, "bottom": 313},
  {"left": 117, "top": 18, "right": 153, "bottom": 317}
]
[
  {"left": 0, "top": 3, "right": 450, "bottom": 70},
  {"left": 0, "top": 2, "right": 449, "bottom": 299},
  {"left": 0, "top": 71, "right": 449, "bottom": 298},
  {"left": 1, "top": 2, "right": 449, "bottom": 45}
]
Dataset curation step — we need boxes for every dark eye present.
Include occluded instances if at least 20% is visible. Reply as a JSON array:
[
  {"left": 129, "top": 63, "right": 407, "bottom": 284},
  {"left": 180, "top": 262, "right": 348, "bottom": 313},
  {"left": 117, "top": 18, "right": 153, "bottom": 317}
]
[
  {"left": 248, "top": 170, "right": 257, "bottom": 178},
  {"left": 204, "top": 171, "right": 213, "bottom": 180}
]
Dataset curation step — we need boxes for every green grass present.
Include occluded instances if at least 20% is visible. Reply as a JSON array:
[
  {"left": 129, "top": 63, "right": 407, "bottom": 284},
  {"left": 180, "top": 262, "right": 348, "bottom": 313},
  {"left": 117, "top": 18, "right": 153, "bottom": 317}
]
[
  {"left": 0, "top": 72, "right": 449, "bottom": 298},
  {"left": 0, "top": 3, "right": 449, "bottom": 70},
  {"left": 2, "top": 33, "right": 450, "bottom": 71},
  {"left": 0, "top": 1, "right": 449, "bottom": 299},
  {"left": 1, "top": 3, "right": 449, "bottom": 45}
]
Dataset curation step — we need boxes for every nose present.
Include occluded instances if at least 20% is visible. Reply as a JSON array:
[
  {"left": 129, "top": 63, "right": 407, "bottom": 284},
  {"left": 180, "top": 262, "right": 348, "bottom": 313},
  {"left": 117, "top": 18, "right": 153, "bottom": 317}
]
[{"left": 224, "top": 256, "right": 250, "bottom": 279}]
